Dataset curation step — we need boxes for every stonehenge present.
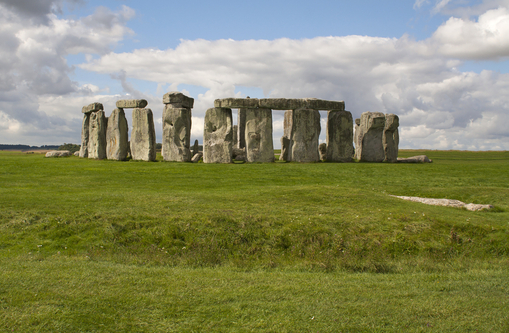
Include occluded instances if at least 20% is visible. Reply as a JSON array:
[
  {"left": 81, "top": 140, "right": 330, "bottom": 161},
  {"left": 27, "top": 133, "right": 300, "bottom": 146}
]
[
  {"left": 106, "top": 108, "right": 129, "bottom": 161},
  {"left": 162, "top": 92, "right": 193, "bottom": 162},
  {"left": 78, "top": 94, "right": 401, "bottom": 164}
]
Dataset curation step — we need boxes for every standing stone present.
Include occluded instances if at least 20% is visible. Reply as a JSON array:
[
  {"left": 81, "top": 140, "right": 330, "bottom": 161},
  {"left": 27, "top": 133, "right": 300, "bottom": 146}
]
[
  {"left": 383, "top": 114, "right": 399, "bottom": 163},
  {"left": 131, "top": 108, "right": 156, "bottom": 161},
  {"left": 289, "top": 109, "right": 321, "bottom": 162},
  {"left": 357, "top": 112, "right": 386, "bottom": 162},
  {"left": 106, "top": 108, "right": 129, "bottom": 161},
  {"left": 192, "top": 139, "right": 200, "bottom": 156},
  {"left": 162, "top": 105, "right": 192, "bottom": 162},
  {"left": 326, "top": 110, "right": 354, "bottom": 162},
  {"left": 203, "top": 107, "right": 233, "bottom": 163},
  {"left": 79, "top": 114, "right": 90, "bottom": 158},
  {"left": 88, "top": 110, "right": 107, "bottom": 159},
  {"left": 237, "top": 108, "right": 246, "bottom": 149},
  {"left": 233, "top": 125, "right": 238, "bottom": 148},
  {"left": 319, "top": 143, "right": 327, "bottom": 161},
  {"left": 245, "top": 108, "right": 274, "bottom": 163},
  {"left": 354, "top": 118, "right": 361, "bottom": 160},
  {"left": 279, "top": 110, "right": 293, "bottom": 161}
]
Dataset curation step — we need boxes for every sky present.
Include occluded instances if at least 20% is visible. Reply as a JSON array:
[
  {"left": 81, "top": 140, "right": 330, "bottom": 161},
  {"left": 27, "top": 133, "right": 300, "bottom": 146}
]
[{"left": 1, "top": 0, "right": 509, "bottom": 150}]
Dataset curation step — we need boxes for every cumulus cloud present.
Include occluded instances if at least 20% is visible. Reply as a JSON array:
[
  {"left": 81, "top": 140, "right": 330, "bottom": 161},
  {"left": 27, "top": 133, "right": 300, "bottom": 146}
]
[{"left": 0, "top": 1, "right": 134, "bottom": 144}]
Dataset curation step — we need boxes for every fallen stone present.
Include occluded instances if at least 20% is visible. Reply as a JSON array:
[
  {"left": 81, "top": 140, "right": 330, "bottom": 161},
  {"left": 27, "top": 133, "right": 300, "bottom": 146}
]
[
  {"left": 163, "top": 92, "right": 194, "bottom": 108},
  {"left": 245, "top": 108, "right": 274, "bottom": 163},
  {"left": 191, "top": 152, "right": 203, "bottom": 163},
  {"left": 356, "top": 112, "right": 385, "bottom": 162},
  {"left": 131, "top": 108, "right": 156, "bottom": 161},
  {"left": 116, "top": 99, "right": 148, "bottom": 109},
  {"left": 319, "top": 143, "right": 327, "bottom": 161},
  {"left": 162, "top": 105, "right": 192, "bottom": 162},
  {"left": 203, "top": 107, "right": 233, "bottom": 163},
  {"left": 106, "top": 108, "right": 129, "bottom": 161},
  {"left": 73, "top": 151, "right": 79, "bottom": 156},
  {"left": 88, "top": 110, "right": 107, "bottom": 159},
  {"left": 45, "top": 150, "right": 71, "bottom": 157},
  {"left": 326, "top": 110, "right": 354, "bottom": 162},
  {"left": 383, "top": 114, "right": 399, "bottom": 163},
  {"left": 391, "top": 195, "right": 493, "bottom": 211},
  {"left": 82, "top": 102, "right": 103, "bottom": 114},
  {"left": 397, "top": 155, "right": 433, "bottom": 163},
  {"left": 289, "top": 109, "right": 321, "bottom": 162},
  {"left": 232, "top": 147, "right": 246, "bottom": 161},
  {"left": 79, "top": 113, "right": 90, "bottom": 158}
]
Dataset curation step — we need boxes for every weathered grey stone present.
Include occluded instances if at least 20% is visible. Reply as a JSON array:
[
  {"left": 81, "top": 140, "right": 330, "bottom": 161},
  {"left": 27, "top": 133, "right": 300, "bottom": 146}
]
[
  {"left": 326, "top": 110, "right": 354, "bottom": 162},
  {"left": 163, "top": 92, "right": 194, "bottom": 108},
  {"left": 79, "top": 113, "right": 90, "bottom": 158},
  {"left": 45, "top": 150, "right": 71, "bottom": 157},
  {"left": 106, "top": 108, "right": 129, "bottom": 161},
  {"left": 203, "top": 107, "right": 233, "bottom": 163},
  {"left": 391, "top": 195, "right": 493, "bottom": 211},
  {"left": 214, "top": 98, "right": 259, "bottom": 109},
  {"left": 319, "top": 143, "right": 327, "bottom": 161},
  {"left": 191, "top": 152, "right": 203, "bottom": 163},
  {"left": 279, "top": 110, "right": 293, "bottom": 161},
  {"left": 191, "top": 139, "right": 200, "bottom": 156},
  {"left": 88, "top": 110, "right": 107, "bottom": 159},
  {"left": 289, "top": 109, "right": 321, "bottom": 162},
  {"left": 131, "top": 108, "right": 156, "bottom": 161},
  {"left": 82, "top": 102, "right": 103, "bottom": 114},
  {"left": 233, "top": 125, "right": 238, "bottom": 148},
  {"left": 383, "top": 114, "right": 399, "bottom": 163},
  {"left": 237, "top": 109, "right": 246, "bottom": 149},
  {"left": 397, "top": 155, "right": 433, "bottom": 163},
  {"left": 356, "top": 112, "right": 385, "bottom": 162},
  {"left": 354, "top": 118, "right": 361, "bottom": 160},
  {"left": 116, "top": 99, "right": 148, "bottom": 109},
  {"left": 214, "top": 98, "right": 345, "bottom": 111},
  {"left": 162, "top": 105, "right": 192, "bottom": 162},
  {"left": 244, "top": 108, "right": 274, "bottom": 163},
  {"left": 73, "top": 151, "right": 79, "bottom": 156},
  {"left": 232, "top": 147, "right": 246, "bottom": 161}
]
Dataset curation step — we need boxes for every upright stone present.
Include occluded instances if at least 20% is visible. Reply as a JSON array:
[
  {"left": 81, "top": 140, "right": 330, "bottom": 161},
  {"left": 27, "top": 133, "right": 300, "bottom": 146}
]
[
  {"left": 383, "top": 114, "right": 399, "bottom": 163},
  {"left": 79, "top": 114, "right": 90, "bottom": 158},
  {"left": 245, "top": 108, "right": 274, "bottom": 163},
  {"left": 162, "top": 105, "right": 192, "bottom": 162},
  {"left": 106, "top": 108, "right": 128, "bottom": 161},
  {"left": 203, "top": 107, "right": 233, "bottom": 163},
  {"left": 233, "top": 125, "right": 238, "bottom": 148},
  {"left": 238, "top": 109, "right": 246, "bottom": 149},
  {"left": 279, "top": 110, "right": 293, "bottom": 161},
  {"left": 88, "top": 110, "right": 107, "bottom": 159},
  {"left": 357, "top": 112, "right": 385, "bottom": 162},
  {"left": 289, "top": 109, "right": 321, "bottom": 162},
  {"left": 354, "top": 118, "right": 361, "bottom": 160},
  {"left": 131, "top": 108, "right": 156, "bottom": 161},
  {"left": 319, "top": 143, "right": 327, "bottom": 161},
  {"left": 191, "top": 139, "right": 200, "bottom": 156},
  {"left": 326, "top": 110, "right": 354, "bottom": 162}
]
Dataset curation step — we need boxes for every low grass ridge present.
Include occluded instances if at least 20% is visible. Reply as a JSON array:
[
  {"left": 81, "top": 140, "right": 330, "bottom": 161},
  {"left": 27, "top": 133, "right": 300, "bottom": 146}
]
[{"left": 1, "top": 150, "right": 508, "bottom": 272}]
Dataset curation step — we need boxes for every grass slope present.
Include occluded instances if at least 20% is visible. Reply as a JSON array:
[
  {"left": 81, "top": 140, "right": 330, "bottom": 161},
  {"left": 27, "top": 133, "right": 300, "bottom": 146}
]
[{"left": 1, "top": 150, "right": 508, "bottom": 331}]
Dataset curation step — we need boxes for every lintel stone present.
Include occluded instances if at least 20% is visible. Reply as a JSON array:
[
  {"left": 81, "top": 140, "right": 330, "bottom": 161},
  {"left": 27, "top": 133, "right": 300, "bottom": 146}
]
[
  {"left": 116, "top": 99, "right": 148, "bottom": 109},
  {"left": 82, "top": 102, "right": 103, "bottom": 114},
  {"left": 214, "top": 98, "right": 345, "bottom": 111},
  {"left": 163, "top": 92, "right": 194, "bottom": 108}
]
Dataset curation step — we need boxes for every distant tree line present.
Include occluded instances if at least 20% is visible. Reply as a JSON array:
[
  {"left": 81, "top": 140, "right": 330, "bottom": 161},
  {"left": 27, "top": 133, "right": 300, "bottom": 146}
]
[
  {"left": 0, "top": 144, "right": 60, "bottom": 150},
  {"left": 58, "top": 143, "right": 80, "bottom": 153}
]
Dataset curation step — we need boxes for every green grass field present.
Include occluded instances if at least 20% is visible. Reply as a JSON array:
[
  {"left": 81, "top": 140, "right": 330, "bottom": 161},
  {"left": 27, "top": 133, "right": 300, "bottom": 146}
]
[{"left": 1, "top": 150, "right": 508, "bottom": 331}]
